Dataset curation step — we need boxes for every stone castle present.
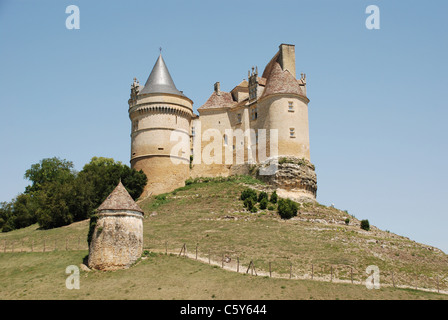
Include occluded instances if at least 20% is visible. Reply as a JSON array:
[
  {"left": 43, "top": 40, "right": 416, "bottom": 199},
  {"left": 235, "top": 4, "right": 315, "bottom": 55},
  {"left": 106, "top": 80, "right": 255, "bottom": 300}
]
[{"left": 128, "top": 44, "right": 317, "bottom": 201}]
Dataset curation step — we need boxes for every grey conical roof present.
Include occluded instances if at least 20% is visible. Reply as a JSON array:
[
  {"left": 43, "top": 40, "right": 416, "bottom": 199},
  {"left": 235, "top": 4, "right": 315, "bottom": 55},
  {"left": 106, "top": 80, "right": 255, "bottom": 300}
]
[{"left": 139, "top": 54, "right": 185, "bottom": 96}]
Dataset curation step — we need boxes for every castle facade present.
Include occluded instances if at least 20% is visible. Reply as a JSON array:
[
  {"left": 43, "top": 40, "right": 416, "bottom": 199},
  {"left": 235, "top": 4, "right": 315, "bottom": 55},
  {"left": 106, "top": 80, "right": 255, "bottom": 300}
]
[{"left": 128, "top": 44, "right": 317, "bottom": 200}]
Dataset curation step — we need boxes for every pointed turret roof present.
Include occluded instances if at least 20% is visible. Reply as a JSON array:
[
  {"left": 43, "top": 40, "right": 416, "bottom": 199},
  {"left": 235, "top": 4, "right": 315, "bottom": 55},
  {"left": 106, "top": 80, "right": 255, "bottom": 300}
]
[
  {"left": 139, "top": 54, "right": 185, "bottom": 97},
  {"left": 97, "top": 181, "right": 144, "bottom": 214}
]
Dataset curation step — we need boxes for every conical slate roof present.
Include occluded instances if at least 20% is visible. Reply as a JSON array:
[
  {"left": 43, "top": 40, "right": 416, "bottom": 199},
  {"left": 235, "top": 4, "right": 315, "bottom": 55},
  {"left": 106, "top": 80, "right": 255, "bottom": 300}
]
[
  {"left": 139, "top": 54, "right": 185, "bottom": 97},
  {"left": 97, "top": 181, "right": 144, "bottom": 214}
]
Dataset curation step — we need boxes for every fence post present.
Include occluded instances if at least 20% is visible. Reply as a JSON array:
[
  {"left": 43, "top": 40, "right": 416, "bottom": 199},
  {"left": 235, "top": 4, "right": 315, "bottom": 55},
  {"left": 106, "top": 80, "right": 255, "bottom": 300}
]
[
  {"left": 392, "top": 271, "right": 395, "bottom": 288},
  {"left": 289, "top": 263, "right": 292, "bottom": 279},
  {"left": 222, "top": 254, "right": 224, "bottom": 268},
  {"left": 437, "top": 276, "right": 439, "bottom": 293},
  {"left": 3, "top": 240, "right": 5, "bottom": 253},
  {"left": 43, "top": 239, "right": 46, "bottom": 252},
  {"left": 237, "top": 257, "right": 239, "bottom": 273},
  {"left": 165, "top": 241, "right": 168, "bottom": 255},
  {"left": 311, "top": 264, "right": 314, "bottom": 280},
  {"left": 330, "top": 266, "right": 333, "bottom": 282},
  {"left": 12, "top": 241, "right": 14, "bottom": 253},
  {"left": 195, "top": 244, "right": 198, "bottom": 260},
  {"left": 351, "top": 267, "right": 353, "bottom": 284},
  {"left": 269, "top": 262, "right": 272, "bottom": 278},
  {"left": 208, "top": 250, "right": 210, "bottom": 264}
]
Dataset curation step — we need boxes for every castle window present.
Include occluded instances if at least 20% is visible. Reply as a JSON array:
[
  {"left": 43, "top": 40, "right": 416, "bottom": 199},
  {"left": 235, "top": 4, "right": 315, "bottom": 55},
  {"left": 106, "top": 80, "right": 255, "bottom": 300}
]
[
  {"left": 237, "top": 113, "right": 242, "bottom": 124},
  {"left": 223, "top": 134, "right": 228, "bottom": 146},
  {"left": 288, "top": 101, "right": 294, "bottom": 112},
  {"left": 289, "top": 128, "right": 296, "bottom": 138},
  {"left": 251, "top": 107, "right": 258, "bottom": 121}
]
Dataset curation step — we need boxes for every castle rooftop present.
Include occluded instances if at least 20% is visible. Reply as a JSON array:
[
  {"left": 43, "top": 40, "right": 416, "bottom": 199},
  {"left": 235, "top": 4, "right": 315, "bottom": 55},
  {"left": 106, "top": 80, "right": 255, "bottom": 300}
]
[
  {"left": 139, "top": 54, "right": 185, "bottom": 97},
  {"left": 97, "top": 181, "right": 144, "bottom": 214}
]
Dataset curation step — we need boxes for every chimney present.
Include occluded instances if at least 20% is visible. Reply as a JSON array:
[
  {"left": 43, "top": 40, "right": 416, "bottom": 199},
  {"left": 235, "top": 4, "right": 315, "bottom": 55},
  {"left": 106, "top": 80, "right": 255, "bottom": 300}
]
[
  {"left": 279, "top": 44, "right": 296, "bottom": 78},
  {"left": 214, "top": 82, "right": 221, "bottom": 96}
]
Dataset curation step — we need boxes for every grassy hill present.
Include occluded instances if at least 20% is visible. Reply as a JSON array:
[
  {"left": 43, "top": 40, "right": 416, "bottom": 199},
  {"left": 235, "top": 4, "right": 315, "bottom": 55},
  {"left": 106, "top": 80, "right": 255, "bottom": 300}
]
[{"left": 0, "top": 175, "right": 447, "bottom": 300}]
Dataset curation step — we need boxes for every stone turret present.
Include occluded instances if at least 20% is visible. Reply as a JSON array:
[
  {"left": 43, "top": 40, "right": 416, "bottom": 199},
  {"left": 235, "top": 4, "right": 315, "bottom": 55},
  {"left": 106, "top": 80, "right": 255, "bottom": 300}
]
[
  {"left": 87, "top": 181, "right": 144, "bottom": 270},
  {"left": 129, "top": 53, "right": 194, "bottom": 196}
]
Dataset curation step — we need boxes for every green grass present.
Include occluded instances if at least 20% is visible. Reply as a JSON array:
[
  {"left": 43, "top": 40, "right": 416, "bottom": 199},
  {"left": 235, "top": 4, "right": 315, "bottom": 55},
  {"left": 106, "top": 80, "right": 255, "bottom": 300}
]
[
  {"left": 0, "top": 175, "right": 447, "bottom": 299},
  {"left": 0, "top": 251, "right": 445, "bottom": 300}
]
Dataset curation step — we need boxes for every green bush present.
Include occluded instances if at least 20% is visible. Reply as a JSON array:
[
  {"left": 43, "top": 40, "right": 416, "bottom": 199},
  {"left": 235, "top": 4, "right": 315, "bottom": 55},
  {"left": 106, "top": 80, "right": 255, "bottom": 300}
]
[
  {"left": 345, "top": 218, "right": 350, "bottom": 225},
  {"left": 258, "top": 191, "right": 268, "bottom": 203},
  {"left": 240, "top": 188, "right": 257, "bottom": 202},
  {"left": 360, "top": 219, "right": 370, "bottom": 231},
  {"left": 270, "top": 191, "right": 278, "bottom": 204},
  {"left": 155, "top": 194, "right": 167, "bottom": 201},
  {"left": 277, "top": 198, "right": 298, "bottom": 219},
  {"left": 268, "top": 205, "right": 275, "bottom": 211},
  {"left": 87, "top": 214, "right": 99, "bottom": 246},
  {"left": 243, "top": 198, "right": 256, "bottom": 211},
  {"left": 259, "top": 198, "right": 268, "bottom": 210},
  {"left": 250, "top": 205, "right": 258, "bottom": 213}
]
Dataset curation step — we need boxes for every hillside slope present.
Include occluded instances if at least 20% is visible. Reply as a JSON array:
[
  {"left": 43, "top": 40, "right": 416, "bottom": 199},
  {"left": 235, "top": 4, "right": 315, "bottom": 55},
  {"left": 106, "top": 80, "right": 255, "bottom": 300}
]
[{"left": 0, "top": 176, "right": 447, "bottom": 299}]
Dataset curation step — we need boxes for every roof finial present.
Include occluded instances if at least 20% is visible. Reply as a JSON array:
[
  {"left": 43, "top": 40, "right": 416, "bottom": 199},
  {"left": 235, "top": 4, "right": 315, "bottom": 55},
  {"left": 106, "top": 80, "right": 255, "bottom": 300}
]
[{"left": 159, "top": 47, "right": 162, "bottom": 55}]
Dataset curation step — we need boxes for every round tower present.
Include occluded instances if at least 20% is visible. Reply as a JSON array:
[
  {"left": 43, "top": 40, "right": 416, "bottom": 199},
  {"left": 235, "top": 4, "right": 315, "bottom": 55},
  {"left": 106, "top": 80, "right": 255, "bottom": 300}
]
[
  {"left": 88, "top": 181, "right": 144, "bottom": 270},
  {"left": 129, "top": 53, "right": 193, "bottom": 196}
]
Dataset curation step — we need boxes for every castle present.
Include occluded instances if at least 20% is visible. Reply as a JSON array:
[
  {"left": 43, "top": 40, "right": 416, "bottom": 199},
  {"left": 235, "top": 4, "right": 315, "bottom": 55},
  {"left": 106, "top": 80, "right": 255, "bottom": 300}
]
[{"left": 128, "top": 44, "right": 317, "bottom": 201}]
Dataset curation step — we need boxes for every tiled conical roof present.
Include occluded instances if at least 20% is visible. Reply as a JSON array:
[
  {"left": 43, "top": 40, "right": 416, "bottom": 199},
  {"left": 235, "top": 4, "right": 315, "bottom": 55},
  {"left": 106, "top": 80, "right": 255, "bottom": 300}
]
[
  {"left": 97, "top": 181, "right": 144, "bottom": 214},
  {"left": 139, "top": 54, "right": 185, "bottom": 97},
  {"left": 261, "top": 61, "right": 305, "bottom": 98}
]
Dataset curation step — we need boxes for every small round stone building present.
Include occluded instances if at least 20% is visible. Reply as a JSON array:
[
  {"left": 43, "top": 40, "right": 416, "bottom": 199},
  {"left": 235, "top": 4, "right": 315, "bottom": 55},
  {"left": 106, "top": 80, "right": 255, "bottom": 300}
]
[{"left": 88, "top": 181, "right": 144, "bottom": 270}]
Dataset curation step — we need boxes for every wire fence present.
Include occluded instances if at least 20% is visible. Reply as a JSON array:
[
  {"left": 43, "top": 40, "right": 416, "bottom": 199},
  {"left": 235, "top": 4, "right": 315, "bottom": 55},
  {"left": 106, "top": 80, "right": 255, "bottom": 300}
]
[{"left": 1, "top": 237, "right": 447, "bottom": 295}]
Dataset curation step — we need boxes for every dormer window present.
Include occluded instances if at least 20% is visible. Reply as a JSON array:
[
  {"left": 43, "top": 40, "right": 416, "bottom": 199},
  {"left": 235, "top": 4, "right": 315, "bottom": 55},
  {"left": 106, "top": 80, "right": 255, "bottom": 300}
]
[{"left": 237, "top": 113, "right": 242, "bottom": 124}]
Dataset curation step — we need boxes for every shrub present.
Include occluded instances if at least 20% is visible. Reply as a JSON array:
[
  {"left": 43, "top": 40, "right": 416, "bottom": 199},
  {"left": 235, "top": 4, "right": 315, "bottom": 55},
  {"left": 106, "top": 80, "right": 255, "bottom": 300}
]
[
  {"left": 259, "top": 198, "right": 268, "bottom": 210},
  {"left": 360, "top": 219, "right": 370, "bottom": 231},
  {"left": 240, "top": 188, "right": 257, "bottom": 202},
  {"left": 345, "top": 218, "right": 350, "bottom": 225},
  {"left": 87, "top": 214, "right": 99, "bottom": 246},
  {"left": 268, "top": 205, "right": 275, "bottom": 211},
  {"left": 258, "top": 191, "right": 268, "bottom": 203},
  {"left": 155, "top": 194, "right": 167, "bottom": 201},
  {"left": 277, "top": 198, "right": 298, "bottom": 219},
  {"left": 250, "top": 205, "right": 258, "bottom": 213},
  {"left": 243, "top": 198, "right": 256, "bottom": 211},
  {"left": 270, "top": 191, "right": 278, "bottom": 204}
]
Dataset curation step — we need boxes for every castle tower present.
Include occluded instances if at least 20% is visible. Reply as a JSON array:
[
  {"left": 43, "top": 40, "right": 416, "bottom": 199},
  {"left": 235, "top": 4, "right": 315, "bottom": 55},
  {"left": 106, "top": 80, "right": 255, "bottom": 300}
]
[
  {"left": 129, "top": 53, "right": 194, "bottom": 196},
  {"left": 88, "top": 181, "right": 144, "bottom": 270},
  {"left": 260, "top": 43, "right": 311, "bottom": 161}
]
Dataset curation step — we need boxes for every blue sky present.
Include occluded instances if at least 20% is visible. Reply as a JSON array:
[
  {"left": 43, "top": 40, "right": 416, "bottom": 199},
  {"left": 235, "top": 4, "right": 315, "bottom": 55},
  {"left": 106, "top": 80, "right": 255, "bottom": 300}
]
[{"left": 0, "top": 0, "right": 447, "bottom": 252}]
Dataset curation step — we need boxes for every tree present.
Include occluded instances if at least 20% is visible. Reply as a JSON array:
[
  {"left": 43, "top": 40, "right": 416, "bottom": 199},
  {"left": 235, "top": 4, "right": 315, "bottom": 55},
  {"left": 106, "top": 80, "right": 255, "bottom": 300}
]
[
  {"left": 24, "top": 157, "right": 75, "bottom": 193},
  {"left": 277, "top": 198, "right": 298, "bottom": 219},
  {"left": 258, "top": 191, "right": 268, "bottom": 203},
  {"left": 35, "top": 179, "right": 76, "bottom": 229},
  {"left": 270, "top": 191, "right": 278, "bottom": 204},
  {"left": 361, "top": 219, "right": 370, "bottom": 231},
  {"left": 259, "top": 197, "right": 268, "bottom": 210}
]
